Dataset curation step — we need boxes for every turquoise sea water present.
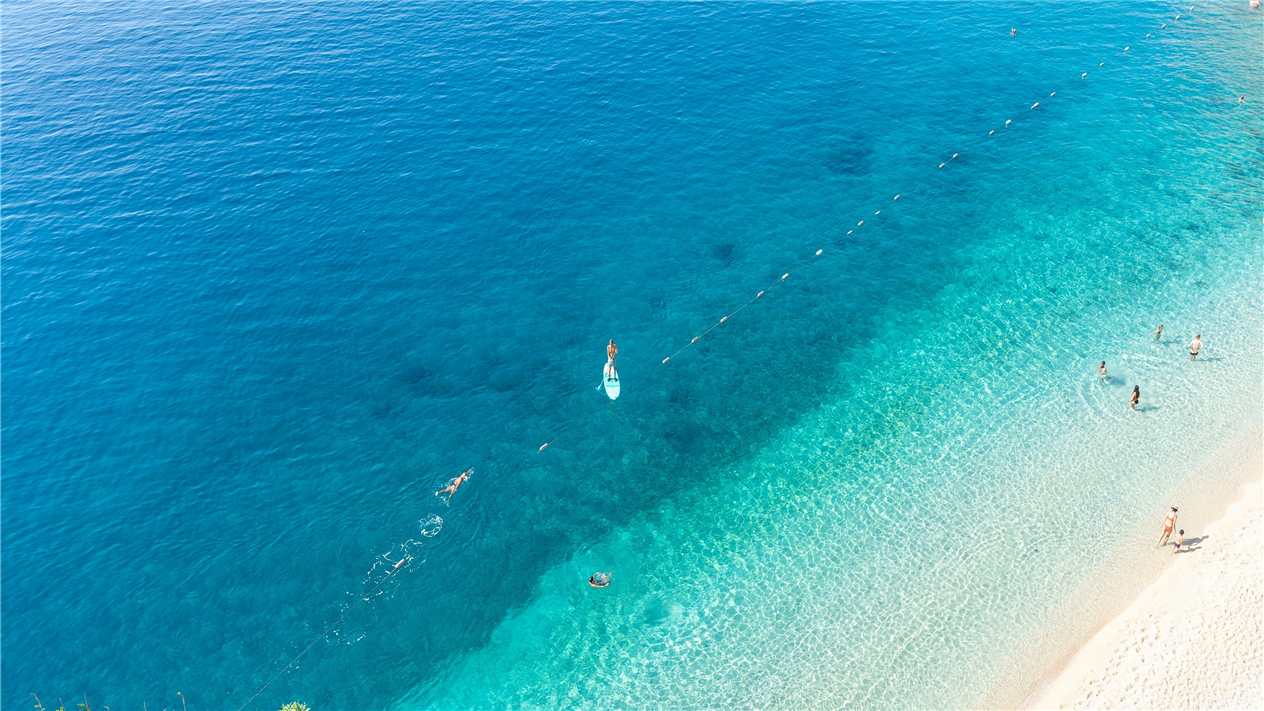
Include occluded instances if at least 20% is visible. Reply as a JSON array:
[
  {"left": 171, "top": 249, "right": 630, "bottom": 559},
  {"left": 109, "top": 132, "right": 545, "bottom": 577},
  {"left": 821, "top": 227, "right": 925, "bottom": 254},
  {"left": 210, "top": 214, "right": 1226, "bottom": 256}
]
[{"left": 3, "top": 2, "right": 1261, "bottom": 709}]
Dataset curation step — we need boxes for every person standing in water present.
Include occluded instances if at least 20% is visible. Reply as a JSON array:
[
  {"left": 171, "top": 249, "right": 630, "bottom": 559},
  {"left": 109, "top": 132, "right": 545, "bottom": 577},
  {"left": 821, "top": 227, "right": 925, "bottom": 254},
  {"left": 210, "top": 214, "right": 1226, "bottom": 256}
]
[
  {"left": 1152, "top": 324, "right": 1164, "bottom": 340},
  {"left": 1172, "top": 529, "right": 1184, "bottom": 554},
  {"left": 1158, "top": 507, "right": 1178, "bottom": 546},
  {"left": 1188, "top": 334, "right": 1202, "bottom": 360},
  {"left": 1098, "top": 361, "right": 1108, "bottom": 380},
  {"left": 606, "top": 339, "right": 619, "bottom": 381},
  {"left": 1130, "top": 385, "right": 1140, "bottom": 410}
]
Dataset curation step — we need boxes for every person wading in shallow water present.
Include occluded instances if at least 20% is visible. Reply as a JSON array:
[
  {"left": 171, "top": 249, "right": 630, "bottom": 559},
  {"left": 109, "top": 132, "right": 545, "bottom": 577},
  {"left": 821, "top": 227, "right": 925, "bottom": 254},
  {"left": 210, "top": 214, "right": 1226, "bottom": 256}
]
[
  {"left": 1099, "top": 361, "right": 1108, "bottom": 380},
  {"left": 1158, "top": 507, "right": 1178, "bottom": 546},
  {"left": 1152, "top": 324, "right": 1164, "bottom": 340},
  {"left": 1188, "top": 334, "right": 1203, "bottom": 361},
  {"left": 1130, "top": 385, "right": 1140, "bottom": 410}
]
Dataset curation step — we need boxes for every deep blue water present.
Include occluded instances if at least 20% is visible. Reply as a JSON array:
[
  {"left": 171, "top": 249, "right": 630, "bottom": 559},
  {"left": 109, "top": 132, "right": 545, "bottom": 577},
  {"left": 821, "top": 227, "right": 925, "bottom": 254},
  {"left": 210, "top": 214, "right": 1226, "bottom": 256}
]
[{"left": 4, "top": 2, "right": 1261, "bottom": 709}]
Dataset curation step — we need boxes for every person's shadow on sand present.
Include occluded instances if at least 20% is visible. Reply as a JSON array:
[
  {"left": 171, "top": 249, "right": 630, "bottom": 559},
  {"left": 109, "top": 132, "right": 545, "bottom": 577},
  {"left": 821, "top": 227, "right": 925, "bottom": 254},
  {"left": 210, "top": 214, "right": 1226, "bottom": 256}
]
[{"left": 1177, "top": 535, "right": 1209, "bottom": 553}]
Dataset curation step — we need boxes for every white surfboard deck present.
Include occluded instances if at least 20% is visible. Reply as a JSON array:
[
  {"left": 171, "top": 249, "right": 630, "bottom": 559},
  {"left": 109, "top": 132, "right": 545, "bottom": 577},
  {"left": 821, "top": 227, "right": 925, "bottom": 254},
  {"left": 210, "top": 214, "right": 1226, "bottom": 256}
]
[{"left": 603, "top": 362, "right": 620, "bottom": 400}]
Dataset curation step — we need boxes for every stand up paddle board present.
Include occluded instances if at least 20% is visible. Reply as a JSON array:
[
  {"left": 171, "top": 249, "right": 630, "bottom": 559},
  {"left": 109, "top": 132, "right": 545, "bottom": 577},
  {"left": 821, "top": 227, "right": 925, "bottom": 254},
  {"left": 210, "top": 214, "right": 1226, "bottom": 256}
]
[{"left": 603, "top": 361, "right": 620, "bottom": 400}]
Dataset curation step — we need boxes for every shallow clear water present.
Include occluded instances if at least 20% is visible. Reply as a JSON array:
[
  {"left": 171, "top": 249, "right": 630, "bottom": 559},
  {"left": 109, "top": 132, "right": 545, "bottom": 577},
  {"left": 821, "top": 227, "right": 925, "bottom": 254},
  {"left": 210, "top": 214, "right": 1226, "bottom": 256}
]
[{"left": 3, "top": 2, "right": 1261, "bottom": 709}]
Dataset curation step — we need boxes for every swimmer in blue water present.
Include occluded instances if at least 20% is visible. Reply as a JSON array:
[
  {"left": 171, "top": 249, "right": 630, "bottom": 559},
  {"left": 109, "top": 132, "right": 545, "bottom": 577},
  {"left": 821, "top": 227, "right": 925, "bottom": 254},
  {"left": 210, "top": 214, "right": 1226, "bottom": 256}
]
[{"left": 435, "top": 468, "right": 471, "bottom": 503}]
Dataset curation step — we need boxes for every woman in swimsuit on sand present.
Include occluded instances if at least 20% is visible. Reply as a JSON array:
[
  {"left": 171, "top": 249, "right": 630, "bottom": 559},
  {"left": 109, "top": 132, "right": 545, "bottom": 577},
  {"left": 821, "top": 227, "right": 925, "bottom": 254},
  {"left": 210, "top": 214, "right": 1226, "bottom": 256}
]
[{"left": 1158, "top": 507, "right": 1178, "bottom": 546}]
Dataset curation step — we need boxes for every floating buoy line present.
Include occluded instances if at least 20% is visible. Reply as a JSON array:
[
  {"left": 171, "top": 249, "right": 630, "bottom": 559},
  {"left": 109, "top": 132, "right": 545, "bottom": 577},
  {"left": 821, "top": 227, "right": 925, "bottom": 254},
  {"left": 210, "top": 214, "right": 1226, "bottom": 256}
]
[{"left": 233, "top": 7, "right": 1213, "bottom": 707}]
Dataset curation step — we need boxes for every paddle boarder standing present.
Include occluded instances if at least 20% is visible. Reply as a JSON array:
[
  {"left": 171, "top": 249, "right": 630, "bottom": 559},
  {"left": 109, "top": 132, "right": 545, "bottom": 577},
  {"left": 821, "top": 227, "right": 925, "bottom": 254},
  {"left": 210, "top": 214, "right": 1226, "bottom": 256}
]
[{"left": 606, "top": 339, "right": 619, "bottom": 381}]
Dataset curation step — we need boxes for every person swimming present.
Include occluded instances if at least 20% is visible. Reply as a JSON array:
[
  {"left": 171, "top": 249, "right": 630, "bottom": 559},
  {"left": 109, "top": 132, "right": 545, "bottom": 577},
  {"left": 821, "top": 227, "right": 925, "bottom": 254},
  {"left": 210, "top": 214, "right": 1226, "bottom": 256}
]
[
  {"left": 1158, "top": 507, "right": 1178, "bottom": 546},
  {"left": 1010, "top": 27, "right": 1016, "bottom": 35},
  {"left": 589, "top": 572, "right": 611, "bottom": 588},
  {"left": 606, "top": 339, "right": 619, "bottom": 381},
  {"left": 1153, "top": 324, "right": 1164, "bottom": 340},
  {"left": 434, "top": 468, "right": 472, "bottom": 503},
  {"left": 1130, "top": 385, "right": 1140, "bottom": 410}
]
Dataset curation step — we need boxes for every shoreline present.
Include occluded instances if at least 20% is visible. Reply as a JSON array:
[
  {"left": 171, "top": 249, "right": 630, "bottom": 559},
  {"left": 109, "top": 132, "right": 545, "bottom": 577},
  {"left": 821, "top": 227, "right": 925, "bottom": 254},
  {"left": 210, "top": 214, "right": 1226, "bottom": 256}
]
[{"left": 1025, "top": 430, "right": 1263, "bottom": 710}]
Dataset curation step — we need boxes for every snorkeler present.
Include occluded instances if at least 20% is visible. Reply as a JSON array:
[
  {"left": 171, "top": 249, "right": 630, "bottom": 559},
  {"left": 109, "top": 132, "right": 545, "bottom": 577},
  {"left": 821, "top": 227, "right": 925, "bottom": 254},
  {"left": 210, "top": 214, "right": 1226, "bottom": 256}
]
[
  {"left": 435, "top": 468, "right": 472, "bottom": 503},
  {"left": 589, "top": 572, "right": 611, "bottom": 588}
]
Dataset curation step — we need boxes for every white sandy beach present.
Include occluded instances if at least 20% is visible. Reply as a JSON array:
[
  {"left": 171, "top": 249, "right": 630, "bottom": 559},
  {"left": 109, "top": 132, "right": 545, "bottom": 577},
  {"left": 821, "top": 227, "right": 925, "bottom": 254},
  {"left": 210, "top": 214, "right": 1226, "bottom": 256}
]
[{"left": 1033, "top": 460, "right": 1263, "bottom": 710}]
